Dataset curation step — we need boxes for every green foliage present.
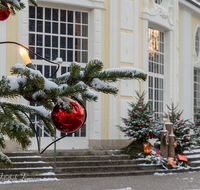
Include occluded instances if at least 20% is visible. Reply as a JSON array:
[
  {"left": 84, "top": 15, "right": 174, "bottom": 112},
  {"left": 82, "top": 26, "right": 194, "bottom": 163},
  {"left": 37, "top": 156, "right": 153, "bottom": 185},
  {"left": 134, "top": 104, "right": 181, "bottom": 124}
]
[{"left": 118, "top": 91, "right": 157, "bottom": 141}]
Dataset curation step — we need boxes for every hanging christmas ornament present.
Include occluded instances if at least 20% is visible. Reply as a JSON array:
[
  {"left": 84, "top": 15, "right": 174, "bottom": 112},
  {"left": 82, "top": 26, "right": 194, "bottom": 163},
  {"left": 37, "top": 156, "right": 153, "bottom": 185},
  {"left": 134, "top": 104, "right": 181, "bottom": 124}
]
[
  {"left": 130, "top": 133, "right": 133, "bottom": 136},
  {"left": 132, "top": 109, "right": 135, "bottom": 111},
  {"left": 138, "top": 101, "right": 141, "bottom": 104},
  {"left": 186, "top": 131, "right": 189, "bottom": 134},
  {"left": 147, "top": 119, "right": 150, "bottom": 122},
  {"left": 0, "top": 3, "right": 10, "bottom": 21},
  {"left": 130, "top": 114, "right": 133, "bottom": 117},
  {"left": 184, "top": 137, "right": 187, "bottom": 142},
  {"left": 178, "top": 125, "right": 181, "bottom": 127},
  {"left": 177, "top": 117, "right": 180, "bottom": 120},
  {"left": 198, "top": 123, "right": 200, "bottom": 125},
  {"left": 140, "top": 108, "right": 143, "bottom": 111},
  {"left": 125, "top": 121, "right": 127, "bottom": 124},
  {"left": 51, "top": 98, "right": 85, "bottom": 133},
  {"left": 146, "top": 134, "right": 149, "bottom": 137},
  {"left": 151, "top": 135, "right": 154, "bottom": 139},
  {"left": 141, "top": 98, "right": 144, "bottom": 100},
  {"left": 138, "top": 123, "right": 141, "bottom": 126}
]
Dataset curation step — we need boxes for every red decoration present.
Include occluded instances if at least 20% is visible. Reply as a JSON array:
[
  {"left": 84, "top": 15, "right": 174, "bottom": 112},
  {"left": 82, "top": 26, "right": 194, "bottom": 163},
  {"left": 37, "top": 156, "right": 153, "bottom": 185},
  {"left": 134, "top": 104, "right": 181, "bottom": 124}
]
[
  {"left": 178, "top": 125, "right": 181, "bottom": 127},
  {"left": 125, "top": 121, "right": 127, "bottom": 124},
  {"left": 141, "top": 98, "right": 144, "bottom": 100},
  {"left": 177, "top": 154, "right": 188, "bottom": 162},
  {"left": 186, "top": 131, "right": 189, "bottom": 134},
  {"left": 172, "top": 111, "right": 175, "bottom": 113},
  {"left": 177, "top": 117, "right": 180, "bottom": 120},
  {"left": 130, "top": 114, "right": 133, "bottom": 117},
  {"left": 51, "top": 98, "right": 84, "bottom": 133},
  {"left": 184, "top": 137, "right": 187, "bottom": 142},
  {"left": 198, "top": 123, "right": 200, "bottom": 125},
  {"left": 146, "top": 134, "right": 149, "bottom": 137},
  {"left": 147, "top": 119, "right": 150, "bottom": 122},
  {"left": 138, "top": 101, "right": 141, "bottom": 104},
  {"left": 0, "top": 3, "right": 10, "bottom": 21},
  {"left": 132, "top": 109, "right": 135, "bottom": 111},
  {"left": 140, "top": 108, "right": 143, "bottom": 111},
  {"left": 196, "top": 117, "right": 198, "bottom": 120},
  {"left": 138, "top": 123, "right": 141, "bottom": 126},
  {"left": 130, "top": 133, "right": 133, "bottom": 136},
  {"left": 150, "top": 135, "right": 154, "bottom": 139}
]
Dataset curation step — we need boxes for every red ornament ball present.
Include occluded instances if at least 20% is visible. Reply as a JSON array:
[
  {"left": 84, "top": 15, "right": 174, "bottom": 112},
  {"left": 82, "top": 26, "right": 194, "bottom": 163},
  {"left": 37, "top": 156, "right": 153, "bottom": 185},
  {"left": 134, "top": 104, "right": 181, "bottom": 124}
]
[
  {"left": 146, "top": 134, "right": 149, "bottom": 137},
  {"left": 141, "top": 98, "right": 144, "bottom": 100},
  {"left": 51, "top": 98, "right": 85, "bottom": 133},
  {"left": 138, "top": 101, "right": 141, "bottom": 104},
  {"left": 151, "top": 135, "right": 154, "bottom": 138},
  {"left": 178, "top": 125, "right": 181, "bottom": 127},
  {"left": 0, "top": 3, "right": 10, "bottom": 21},
  {"left": 186, "top": 131, "right": 189, "bottom": 134},
  {"left": 147, "top": 119, "right": 150, "bottom": 122},
  {"left": 125, "top": 121, "right": 128, "bottom": 124},
  {"left": 130, "top": 133, "right": 133, "bottom": 136},
  {"left": 130, "top": 114, "right": 133, "bottom": 117},
  {"left": 132, "top": 109, "right": 135, "bottom": 111},
  {"left": 140, "top": 108, "right": 143, "bottom": 111},
  {"left": 184, "top": 137, "right": 187, "bottom": 140},
  {"left": 198, "top": 123, "right": 200, "bottom": 125},
  {"left": 138, "top": 123, "right": 141, "bottom": 126},
  {"left": 177, "top": 117, "right": 180, "bottom": 120}
]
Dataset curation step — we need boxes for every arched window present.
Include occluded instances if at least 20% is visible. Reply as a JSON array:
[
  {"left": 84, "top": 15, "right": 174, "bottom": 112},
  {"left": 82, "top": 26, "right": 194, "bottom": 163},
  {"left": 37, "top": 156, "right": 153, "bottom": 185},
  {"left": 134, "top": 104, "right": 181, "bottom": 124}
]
[{"left": 195, "top": 27, "right": 200, "bottom": 58}]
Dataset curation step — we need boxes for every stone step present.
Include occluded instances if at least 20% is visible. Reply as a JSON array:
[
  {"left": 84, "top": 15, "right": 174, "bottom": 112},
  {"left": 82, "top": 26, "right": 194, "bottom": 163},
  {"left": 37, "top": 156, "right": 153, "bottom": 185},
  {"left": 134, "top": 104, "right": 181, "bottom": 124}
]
[
  {"left": 55, "top": 164, "right": 163, "bottom": 174},
  {"left": 8, "top": 160, "right": 144, "bottom": 168},
  {"left": 4, "top": 151, "right": 38, "bottom": 157},
  {"left": 9, "top": 155, "right": 130, "bottom": 162}
]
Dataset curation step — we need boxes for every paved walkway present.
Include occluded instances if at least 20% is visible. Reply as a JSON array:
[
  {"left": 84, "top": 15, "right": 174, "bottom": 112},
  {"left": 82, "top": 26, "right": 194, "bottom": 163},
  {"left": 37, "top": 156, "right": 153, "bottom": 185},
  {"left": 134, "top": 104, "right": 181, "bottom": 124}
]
[{"left": 0, "top": 171, "right": 200, "bottom": 190}]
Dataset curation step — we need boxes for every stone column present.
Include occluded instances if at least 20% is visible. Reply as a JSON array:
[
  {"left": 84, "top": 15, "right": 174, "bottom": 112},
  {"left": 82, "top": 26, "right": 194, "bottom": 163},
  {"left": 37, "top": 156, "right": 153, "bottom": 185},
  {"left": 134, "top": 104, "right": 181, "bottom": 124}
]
[
  {"left": 160, "top": 122, "right": 168, "bottom": 158},
  {"left": 169, "top": 126, "right": 175, "bottom": 158}
]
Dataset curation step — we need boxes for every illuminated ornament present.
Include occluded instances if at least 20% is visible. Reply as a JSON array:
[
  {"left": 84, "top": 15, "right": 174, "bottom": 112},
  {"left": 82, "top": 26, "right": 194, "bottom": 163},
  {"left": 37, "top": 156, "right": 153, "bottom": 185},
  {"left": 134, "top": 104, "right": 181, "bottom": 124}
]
[
  {"left": 0, "top": 3, "right": 10, "bottom": 21},
  {"left": 147, "top": 119, "right": 150, "bottom": 122},
  {"left": 146, "top": 134, "right": 149, "bottom": 137},
  {"left": 178, "top": 125, "right": 181, "bottom": 127},
  {"left": 130, "top": 114, "right": 133, "bottom": 117},
  {"left": 138, "top": 123, "right": 141, "bottom": 126},
  {"left": 51, "top": 98, "right": 85, "bottom": 133},
  {"left": 138, "top": 102, "right": 141, "bottom": 104},
  {"left": 140, "top": 108, "right": 143, "bottom": 111},
  {"left": 177, "top": 117, "right": 180, "bottom": 120}
]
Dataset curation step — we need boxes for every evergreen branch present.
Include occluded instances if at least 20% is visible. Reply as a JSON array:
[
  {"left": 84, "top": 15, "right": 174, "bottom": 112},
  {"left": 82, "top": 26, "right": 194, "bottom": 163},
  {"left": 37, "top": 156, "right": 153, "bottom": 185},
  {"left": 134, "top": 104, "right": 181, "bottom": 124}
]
[{"left": 69, "top": 62, "right": 81, "bottom": 82}]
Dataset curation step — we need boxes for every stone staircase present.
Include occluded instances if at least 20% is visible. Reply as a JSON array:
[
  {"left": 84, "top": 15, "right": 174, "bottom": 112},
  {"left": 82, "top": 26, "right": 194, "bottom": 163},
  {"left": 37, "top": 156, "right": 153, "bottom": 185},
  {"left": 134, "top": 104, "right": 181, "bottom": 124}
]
[{"left": 1, "top": 148, "right": 200, "bottom": 179}]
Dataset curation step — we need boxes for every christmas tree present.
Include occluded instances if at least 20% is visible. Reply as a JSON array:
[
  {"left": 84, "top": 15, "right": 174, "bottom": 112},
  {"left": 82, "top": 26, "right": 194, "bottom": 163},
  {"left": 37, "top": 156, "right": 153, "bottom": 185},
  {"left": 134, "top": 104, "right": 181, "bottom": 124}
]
[
  {"left": 155, "top": 103, "right": 198, "bottom": 153},
  {"left": 0, "top": 59, "right": 147, "bottom": 167},
  {"left": 118, "top": 91, "right": 157, "bottom": 158}
]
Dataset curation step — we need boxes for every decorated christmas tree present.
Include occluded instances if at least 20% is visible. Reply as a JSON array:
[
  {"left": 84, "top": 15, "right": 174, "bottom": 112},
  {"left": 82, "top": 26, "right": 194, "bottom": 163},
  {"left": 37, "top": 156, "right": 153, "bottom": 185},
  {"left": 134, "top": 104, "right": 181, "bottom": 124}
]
[
  {"left": 118, "top": 91, "right": 157, "bottom": 158},
  {"left": 155, "top": 103, "right": 199, "bottom": 153}
]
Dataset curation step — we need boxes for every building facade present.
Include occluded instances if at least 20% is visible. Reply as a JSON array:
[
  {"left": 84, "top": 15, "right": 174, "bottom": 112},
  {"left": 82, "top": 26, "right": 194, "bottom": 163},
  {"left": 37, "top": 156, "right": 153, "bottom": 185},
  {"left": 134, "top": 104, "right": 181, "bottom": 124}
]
[{"left": 0, "top": 0, "right": 200, "bottom": 151}]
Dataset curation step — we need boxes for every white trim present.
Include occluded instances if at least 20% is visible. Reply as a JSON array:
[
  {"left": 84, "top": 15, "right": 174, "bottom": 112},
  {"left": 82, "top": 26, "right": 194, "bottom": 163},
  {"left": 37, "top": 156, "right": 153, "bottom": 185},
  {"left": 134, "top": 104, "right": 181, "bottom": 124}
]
[{"left": 109, "top": 0, "right": 118, "bottom": 139}]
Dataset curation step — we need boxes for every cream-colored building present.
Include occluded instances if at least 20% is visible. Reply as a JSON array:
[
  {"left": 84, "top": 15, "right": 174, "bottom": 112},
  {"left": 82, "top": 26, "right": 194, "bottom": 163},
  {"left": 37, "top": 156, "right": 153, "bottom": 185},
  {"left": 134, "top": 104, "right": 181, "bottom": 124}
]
[{"left": 0, "top": 0, "right": 200, "bottom": 151}]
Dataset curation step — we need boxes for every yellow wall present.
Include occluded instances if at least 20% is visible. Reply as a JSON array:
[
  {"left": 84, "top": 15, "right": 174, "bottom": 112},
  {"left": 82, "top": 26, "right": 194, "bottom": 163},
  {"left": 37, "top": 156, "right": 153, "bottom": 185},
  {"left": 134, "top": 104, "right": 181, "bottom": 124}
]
[{"left": 6, "top": 13, "right": 18, "bottom": 76}]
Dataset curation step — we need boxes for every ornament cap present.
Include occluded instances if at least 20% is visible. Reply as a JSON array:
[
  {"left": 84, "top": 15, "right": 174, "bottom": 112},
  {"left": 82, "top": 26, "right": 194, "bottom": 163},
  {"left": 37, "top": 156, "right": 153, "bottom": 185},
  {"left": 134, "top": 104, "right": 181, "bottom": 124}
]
[{"left": 166, "top": 112, "right": 171, "bottom": 123}]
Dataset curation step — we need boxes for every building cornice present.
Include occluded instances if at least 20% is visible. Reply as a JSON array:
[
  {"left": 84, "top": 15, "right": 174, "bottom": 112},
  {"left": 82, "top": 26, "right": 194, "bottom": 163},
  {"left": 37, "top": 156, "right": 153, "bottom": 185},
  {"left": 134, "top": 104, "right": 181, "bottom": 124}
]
[{"left": 179, "top": 0, "right": 200, "bottom": 19}]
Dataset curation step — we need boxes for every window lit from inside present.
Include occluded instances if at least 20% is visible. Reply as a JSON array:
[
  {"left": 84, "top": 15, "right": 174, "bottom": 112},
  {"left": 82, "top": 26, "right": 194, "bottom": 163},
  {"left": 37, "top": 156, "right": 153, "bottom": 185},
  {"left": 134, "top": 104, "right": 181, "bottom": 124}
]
[{"left": 148, "top": 28, "right": 164, "bottom": 119}]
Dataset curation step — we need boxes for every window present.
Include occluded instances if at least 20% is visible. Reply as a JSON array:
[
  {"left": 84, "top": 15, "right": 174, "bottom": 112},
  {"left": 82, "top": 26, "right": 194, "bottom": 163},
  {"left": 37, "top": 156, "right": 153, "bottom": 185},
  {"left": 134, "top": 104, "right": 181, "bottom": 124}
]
[
  {"left": 194, "top": 68, "right": 200, "bottom": 114},
  {"left": 148, "top": 28, "right": 164, "bottom": 119},
  {"left": 29, "top": 6, "right": 89, "bottom": 63},
  {"left": 155, "top": 0, "right": 162, "bottom": 4},
  {"left": 195, "top": 27, "right": 200, "bottom": 59}
]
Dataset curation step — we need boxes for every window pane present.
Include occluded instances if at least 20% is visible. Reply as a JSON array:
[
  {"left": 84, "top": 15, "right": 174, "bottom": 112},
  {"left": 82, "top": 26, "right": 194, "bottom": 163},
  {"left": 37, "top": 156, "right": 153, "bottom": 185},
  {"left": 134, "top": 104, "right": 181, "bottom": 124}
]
[
  {"left": 45, "top": 35, "right": 51, "bottom": 47},
  {"left": 60, "top": 50, "right": 66, "bottom": 62},
  {"left": 53, "top": 9, "right": 58, "bottom": 21},
  {"left": 29, "top": 20, "right": 35, "bottom": 31},
  {"left": 29, "top": 6, "right": 35, "bottom": 18},
  {"left": 51, "top": 66, "right": 57, "bottom": 78},
  {"left": 52, "top": 36, "right": 58, "bottom": 47},
  {"left": 44, "top": 65, "right": 50, "bottom": 78},
  {"left": 75, "top": 38, "right": 81, "bottom": 49},
  {"left": 45, "top": 48, "right": 51, "bottom": 60},
  {"left": 68, "top": 24, "right": 73, "bottom": 35},
  {"left": 29, "top": 47, "right": 35, "bottom": 59},
  {"left": 37, "top": 21, "right": 43, "bottom": 32},
  {"left": 82, "top": 52, "right": 88, "bottom": 63},
  {"left": 37, "top": 7, "right": 43, "bottom": 19},
  {"left": 82, "top": 13, "right": 88, "bottom": 24},
  {"left": 52, "top": 23, "right": 58, "bottom": 34},
  {"left": 45, "top": 8, "right": 51, "bottom": 20},
  {"left": 82, "top": 25, "right": 88, "bottom": 37},
  {"left": 37, "top": 65, "right": 43, "bottom": 73},
  {"left": 75, "top": 51, "right": 80, "bottom": 62},
  {"left": 75, "top": 12, "right": 81, "bottom": 23},
  {"left": 37, "top": 35, "right": 43, "bottom": 46},
  {"left": 61, "top": 67, "right": 67, "bottom": 74},
  {"left": 29, "top": 34, "right": 35, "bottom": 45},
  {"left": 68, "top": 11, "right": 73, "bottom": 22},
  {"left": 36, "top": 48, "right": 43, "bottom": 59},
  {"left": 82, "top": 39, "right": 88, "bottom": 50},
  {"left": 67, "top": 38, "right": 73, "bottom": 49},
  {"left": 75, "top": 25, "right": 81, "bottom": 36},
  {"left": 52, "top": 49, "right": 58, "bottom": 61},
  {"left": 45, "top": 22, "right": 51, "bottom": 33},
  {"left": 60, "top": 37, "right": 66, "bottom": 48},
  {"left": 67, "top": 50, "right": 73, "bottom": 62},
  {"left": 60, "top": 10, "right": 66, "bottom": 21},
  {"left": 60, "top": 23, "right": 66, "bottom": 34}
]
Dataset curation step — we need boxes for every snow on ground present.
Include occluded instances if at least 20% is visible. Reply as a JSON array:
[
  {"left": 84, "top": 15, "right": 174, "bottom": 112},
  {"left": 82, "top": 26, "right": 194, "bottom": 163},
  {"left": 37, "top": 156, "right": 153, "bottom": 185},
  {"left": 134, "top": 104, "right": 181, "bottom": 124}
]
[
  {"left": 11, "top": 166, "right": 53, "bottom": 170},
  {"left": 0, "top": 178, "right": 59, "bottom": 185},
  {"left": 190, "top": 160, "right": 200, "bottom": 163},
  {"left": 12, "top": 161, "right": 45, "bottom": 164},
  {"left": 154, "top": 172, "right": 177, "bottom": 176},
  {"left": 107, "top": 188, "right": 134, "bottom": 190},
  {"left": 9, "top": 155, "right": 41, "bottom": 158},
  {"left": 185, "top": 154, "right": 200, "bottom": 158},
  {"left": 38, "top": 172, "right": 55, "bottom": 175}
]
